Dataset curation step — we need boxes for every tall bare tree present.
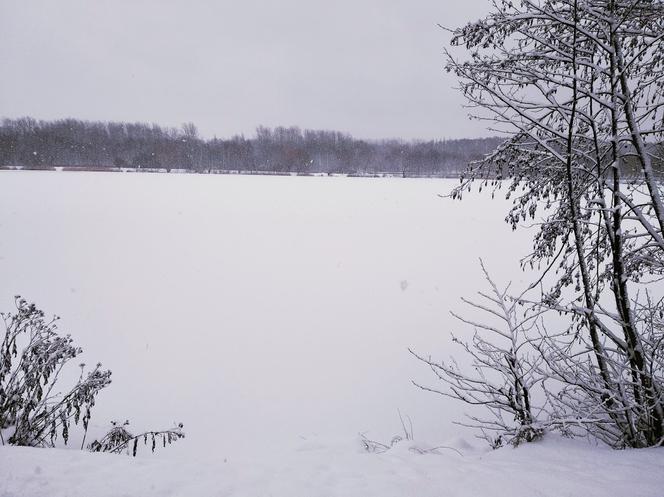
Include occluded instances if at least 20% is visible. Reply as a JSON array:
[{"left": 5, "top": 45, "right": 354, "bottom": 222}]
[{"left": 438, "top": 0, "right": 664, "bottom": 447}]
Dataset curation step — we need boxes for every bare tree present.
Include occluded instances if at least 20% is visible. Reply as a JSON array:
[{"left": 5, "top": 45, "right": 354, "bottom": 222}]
[
  {"left": 411, "top": 261, "right": 545, "bottom": 447},
  {"left": 441, "top": 0, "right": 664, "bottom": 447}
]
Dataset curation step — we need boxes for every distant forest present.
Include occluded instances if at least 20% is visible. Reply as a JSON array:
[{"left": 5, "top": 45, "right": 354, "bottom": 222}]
[{"left": 0, "top": 117, "right": 502, "bottom": 176}]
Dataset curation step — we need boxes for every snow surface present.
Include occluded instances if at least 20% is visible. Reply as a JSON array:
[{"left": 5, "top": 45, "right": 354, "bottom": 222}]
[
  {"left": 2, "top": 436, "right": 662, "bottom": 497},
  {"left": 0, "top": 171, "right": 531, "bottom": 452},
  {"left": 2, "top": 171, "right": 660, "bottom": 496}
]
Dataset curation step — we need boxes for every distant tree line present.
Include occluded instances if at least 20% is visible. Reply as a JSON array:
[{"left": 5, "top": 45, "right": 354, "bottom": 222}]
[{"left": 0, "top": 117, "right": 502, "bottom": 176}]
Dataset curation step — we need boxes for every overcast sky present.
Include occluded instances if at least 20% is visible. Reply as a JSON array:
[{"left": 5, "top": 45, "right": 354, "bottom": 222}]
[{"left": 0, "top": 0, "right": 492, "bottom": 141}]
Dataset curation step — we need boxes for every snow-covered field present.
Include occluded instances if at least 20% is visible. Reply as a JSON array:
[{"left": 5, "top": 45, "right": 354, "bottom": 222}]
[
  {"left": 3, "top": 435, "right": 662, "bottom": 497},
  {"left": 0, "top": 171, "right": 661, "bottom": 496}
]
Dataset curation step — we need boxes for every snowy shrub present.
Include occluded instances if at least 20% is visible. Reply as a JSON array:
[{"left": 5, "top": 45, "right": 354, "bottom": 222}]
[
  {"left": 88, "top": 420, "right": 184, "bottom": 457},
  {"left": 411, "top": 262, "right": 545, "bottom": 448},
  {"left": 360, "top": 412, "right": 464, "bottom": 456},
  {"left": 0, "top": 297, "right": 111, "bottom": 447},
  {"left": 360, "top": 411, "right": 414, "bottom": 453},
  {"left": 1, "top": 296, "right": 185, "bottom": 455}
]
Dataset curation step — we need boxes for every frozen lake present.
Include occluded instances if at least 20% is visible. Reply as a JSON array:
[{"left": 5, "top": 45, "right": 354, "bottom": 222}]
[{"left": 0, "top": 171, "right": 531, "bottom": 458}]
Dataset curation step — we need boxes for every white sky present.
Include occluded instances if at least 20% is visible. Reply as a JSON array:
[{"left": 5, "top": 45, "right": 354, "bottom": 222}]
[{"left": 0, "top": 0, "right": 492, "bottom": 140}]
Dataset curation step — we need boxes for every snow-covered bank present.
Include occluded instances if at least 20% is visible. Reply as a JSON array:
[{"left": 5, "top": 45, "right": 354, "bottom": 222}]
[
  {"left": 0, "top": 165, "right": 465, "bottom": 178},
  {"left": 2, "top": 436, "right": 661, "bottom": 497}
]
